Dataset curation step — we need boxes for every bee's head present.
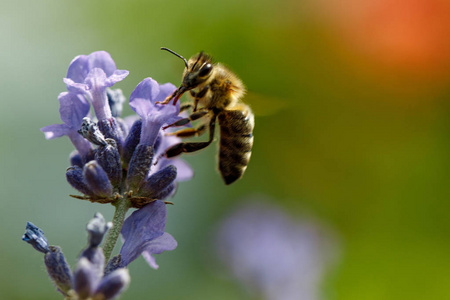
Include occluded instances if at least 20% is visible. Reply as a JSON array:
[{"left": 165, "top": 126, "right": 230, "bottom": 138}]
[
  {"left": 161, "top": 47, "right": 214, "bottom": 104},
  {"left": 182, "top": 52, "right": 213, "bottom": 89}
]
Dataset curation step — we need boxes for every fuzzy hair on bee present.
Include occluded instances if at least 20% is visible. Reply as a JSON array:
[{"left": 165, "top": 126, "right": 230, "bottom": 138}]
[{"left": 157, "top": 47, "right": 254, "bottom": 185}]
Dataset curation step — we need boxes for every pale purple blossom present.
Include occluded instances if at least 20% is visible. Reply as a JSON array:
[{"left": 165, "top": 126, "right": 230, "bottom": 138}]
[
  {"left": 64, "top": 51, "right": 129, "bottom": 121},
  {"left": 129, "top": 78, "right": 180, "bottom": 146},
  {"left": 215, "top": 199, "right": 339, "bottom": 300},
  {"left": 120, "top": 200, "right": 177, "bottom": 269}
]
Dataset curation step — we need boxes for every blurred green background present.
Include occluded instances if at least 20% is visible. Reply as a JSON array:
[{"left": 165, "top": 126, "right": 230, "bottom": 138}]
[{"left": 2, "top": 0, "right": 450, "bottom": 299}]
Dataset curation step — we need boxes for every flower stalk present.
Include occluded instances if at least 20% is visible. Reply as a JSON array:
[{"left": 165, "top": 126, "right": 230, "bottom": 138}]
[{"left": 103, "top": 196, "right": 131, "bottom": 263}]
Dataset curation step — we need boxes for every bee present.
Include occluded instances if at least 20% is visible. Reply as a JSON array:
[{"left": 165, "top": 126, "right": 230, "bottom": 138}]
[{"left": 157, "top": 47, "right": 254, "bottom": 185}]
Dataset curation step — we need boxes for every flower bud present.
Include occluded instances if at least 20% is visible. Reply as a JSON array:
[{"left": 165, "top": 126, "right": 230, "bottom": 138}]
[
  {"left": 22, "top": 222, "right": 49, "bottom": 254},
  {"left": 44, "top": 246, "right": 73, "bottom": 295},
  {"left": 69, "top": 150, "right": 83, "bottom": 167},
  {"left": 66, "top": 166, "right": 94, "bottom": 196},
  {"left": 86, "top": 213, "right": 112, "bottom": 248},
  {"left": 93, "top": 268, "right": 130, "bottom": 300},
  {"left": 122, "top": 119, "right": 141, "bottom": 166},
  {"left": 153, "top": 183, "right": 176, "bottom": 200},
  {"left": 95, "top": 139, "right": 122, "bottom": 187},
  {"left": 126, "top": 144, "right": 154, "bottom": 191},
  {"left": 139, "top": 165, "right": 177, "bottom": 198},
  {"left": 78, "top": 247, "right": 104, "bottom": 295},
  {"left": 83, "top": 161, "right": 113, "bottom": 198},
  {"left": 73, "top": 257, "right": 97, "bottom": 299},
  {"left": 97, "top": 118, "right": 124, "bottom": 153}
]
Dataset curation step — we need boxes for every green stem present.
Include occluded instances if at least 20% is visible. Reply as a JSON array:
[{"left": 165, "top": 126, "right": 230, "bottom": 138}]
[{"left": 103, "top": 197, "right": 130, "bottom": 263}]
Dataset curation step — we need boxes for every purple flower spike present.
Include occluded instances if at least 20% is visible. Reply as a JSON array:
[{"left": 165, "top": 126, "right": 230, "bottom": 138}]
[
  {"left": 120, "top": 200, "right": 177, "bottom": 268},
  {"left": 64, "top": 51, "right": 129, "bottom": 121},
  {"left": 129, "top": 78, "right": 180, "bottom": 147},
  {"left": 41, "top": 92, "right": 92, "bottom": 159}
]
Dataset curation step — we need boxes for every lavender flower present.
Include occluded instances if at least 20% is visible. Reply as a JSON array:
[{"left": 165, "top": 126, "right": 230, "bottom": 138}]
[
  {"left": 42, "top": 51, "right": 192, "bottom": 207},
  {"left": 64, "top": 51, "right": 129, "bottom": 121},
  {"left": 31, "top": 50, "right": 196, "bottom": 299},
  {"left": 215, "top": 199, "right": 339, "bottom": 300},
  {"left": 129, "top": 78, "right": 180, "bottom": 147}
]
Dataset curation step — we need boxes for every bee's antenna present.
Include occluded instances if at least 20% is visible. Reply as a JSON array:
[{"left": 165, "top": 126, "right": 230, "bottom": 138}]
[{"left": 161, "top": 47, "right": 188, "bottom": 68}]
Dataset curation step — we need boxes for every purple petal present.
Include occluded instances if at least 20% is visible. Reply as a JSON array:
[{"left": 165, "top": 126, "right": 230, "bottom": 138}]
[
  {"left": 141, "top": 233, "right": 177, "bottom": 269},
  {"left": 85, "top": 68, "right": 108, "bottom": 91},
  {"left": 129, "top": 78, "right": 180, "bottom": 146},
  {"left": 67, "top": 51, "right": 117, "bottom": 84},
  {"left": 129, "top": 78, "right": 179, "bottom": 122},
  {"left": 105, "top": 70, "right": 129, "bottom": 87},
  {"left": 120, "top": 201, "right": 169, "bottom": 267},
  {"left": 58, "top": 92, "right": 90, "bottom": 129},
  {"left": 129, "top": 98, "right": 155, "bottom": 120},
  {"left": 63, "top": 78, "right": 88, "bottom": 94},
  {"left": 83, "top": 69, "right": 113, "bottom": 120},
  {"left": 41, "top": 124, "right": 70, "bottom": 139},
  {"left": 154, "top": 82, "right": 177, "bottom": 103},
  {"left": 129, "top": 78, "right": 160, "bottom": 104}
]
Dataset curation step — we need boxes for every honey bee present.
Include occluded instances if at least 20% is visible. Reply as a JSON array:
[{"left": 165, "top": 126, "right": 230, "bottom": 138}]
[{"left": 157, "top": 47, "right": 254, "bottom": 185}]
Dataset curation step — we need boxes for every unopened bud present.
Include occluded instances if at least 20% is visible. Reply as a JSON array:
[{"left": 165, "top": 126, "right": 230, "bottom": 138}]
[
  {"left": 66, "top": 166, "right": 94, "bottom": 196},
  {"left": 93, "top": 268, "right": 130, "bottom": 300},
  {"left": 126, "top": 144, "right": 154, "bottom": 191},
  {"left": 95, "top": 139, "right": 122, "bottom": 187},
  {"left": 97, "top": 118, "right": 124, "bottom": 153},
  {"left": 83, "top": 161, "right": 113, "bottom": 198},
  {"left": 44, "top": 246, "right": 73, "bottom": 295},
  {"left": 22, "top": 222, "right": 49, "bottom": 254},
  {"left": 122, "top": 119, "right": 141, "bottom": 166},
  {"left": 86, "top": 213, "right": 112, "bottom": 248},
  {"left": 139, "top": 165, "right": 177, "bottom": 198}
]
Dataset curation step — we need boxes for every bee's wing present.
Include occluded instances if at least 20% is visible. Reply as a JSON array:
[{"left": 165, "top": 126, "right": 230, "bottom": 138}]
[{"left": 243, "top": 91, "right": 289, "bottom": 116}]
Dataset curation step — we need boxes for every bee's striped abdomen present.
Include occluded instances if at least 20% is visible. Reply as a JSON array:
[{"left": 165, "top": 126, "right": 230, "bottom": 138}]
[{"left": 218, "top": 106, "right": 254, "bottom": 185}]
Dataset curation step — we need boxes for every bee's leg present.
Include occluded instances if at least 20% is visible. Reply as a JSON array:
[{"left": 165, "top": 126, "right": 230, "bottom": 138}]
[
  {"left": 180, "top": 104, "right": 193, "bottom": 113},
  {"left": 190, "top": 86, "right": 209, "bottom": 112},
  {"left": 157, "top": 90, "right": 177, "bottom": 105},
  {"left": 165, "top": 117, "right": 216, "bottom": 158},
  {"left": 162, "top": 109, "right": 210, "bottom": 130},
  {"left": 193, "top": 99, "right": 199, "bottom": 112},
  {"left": 166, "top": 124, "right": 207, "bottom": 138}
]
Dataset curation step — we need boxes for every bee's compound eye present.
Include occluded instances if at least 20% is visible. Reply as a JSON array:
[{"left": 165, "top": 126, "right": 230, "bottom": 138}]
[{"left": 199, "top": 63, "right": 212, "bottom": 77}]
